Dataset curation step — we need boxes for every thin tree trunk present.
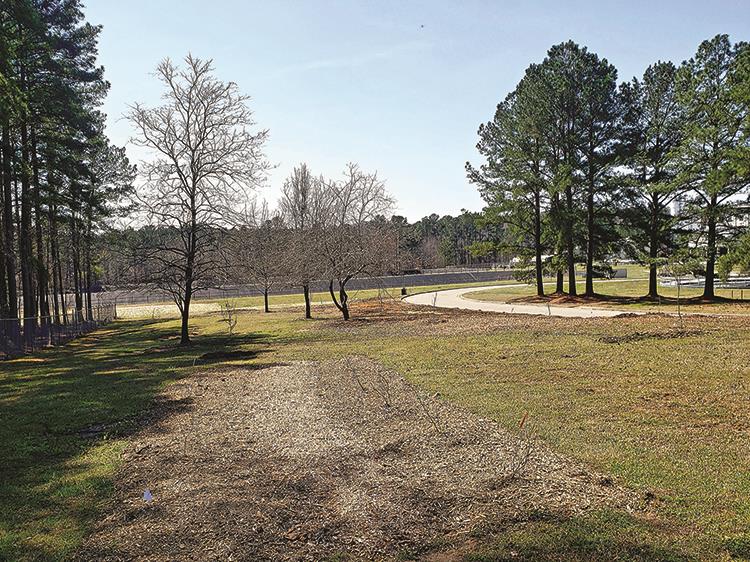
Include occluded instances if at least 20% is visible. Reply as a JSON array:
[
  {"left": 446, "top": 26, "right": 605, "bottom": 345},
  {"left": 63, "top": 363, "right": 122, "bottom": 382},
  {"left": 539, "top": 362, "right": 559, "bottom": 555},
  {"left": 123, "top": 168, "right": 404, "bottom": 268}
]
[
  {"left": 53, "top": 215, "right": 67, "bottom": 325},
  {"left": 584, "top": 175, "right": 595, "bottom": 297},
  {"left": 263, "top": 287, "right": 269, "bottom": 313},
  {"left": 0, "top": 192, "right": 7, "bottom": 317},
  {"left": 533, "top": 190, "right": 544, "bottom": 297},
  {"left": 30, "top": 126, "right": 49, "bottom": 330},
  {"left": 565, "top": 185, "right": 577, "bottom": 296},
  {"left": 71, "top": 217, "right": 84, "bottom": 323},
  {"left": 85, "top": 217, "right": 93, "bottom": 321},
  {"left": 647, "top": 195, "right": 659, "bottom": 299},
  {"left": 2, "top": 121, "right": 17, "bottom": 318},
  {"left": 328, "top": 278, "right": 349, "bottom": 320},
  {"left": 49, "top": 232, "right": 60, "bottom": 324},
  {"left": 339, "top": 284, "right": 350, "bottom": 321},
  {"left": 303, "top": 283, "right": 311, "bottom": 319},
  {"left": 552, "top": 192, "right": 565, "bottom": 295},
  {"left": 19, "top": 109, "right": 36, "bottom": 346},
  {"left": 328, "top": 279, "right": 340, "bottom": 311}
]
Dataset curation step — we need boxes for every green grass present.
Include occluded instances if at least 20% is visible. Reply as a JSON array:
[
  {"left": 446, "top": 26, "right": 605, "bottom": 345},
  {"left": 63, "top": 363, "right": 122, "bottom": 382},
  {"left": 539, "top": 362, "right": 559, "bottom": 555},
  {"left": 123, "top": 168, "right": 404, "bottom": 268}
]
[
  {"left": 116, "top": 278, "right": 526, "bottom": 318},
  {"left": 0, "top": 320, "right": 279, "bottom": 560},
  {"left": 2, "top": 300, "right": 749, "bottom": 560},
  {"left": 465, "top": 278, "right": 750, "bottom": 315}
]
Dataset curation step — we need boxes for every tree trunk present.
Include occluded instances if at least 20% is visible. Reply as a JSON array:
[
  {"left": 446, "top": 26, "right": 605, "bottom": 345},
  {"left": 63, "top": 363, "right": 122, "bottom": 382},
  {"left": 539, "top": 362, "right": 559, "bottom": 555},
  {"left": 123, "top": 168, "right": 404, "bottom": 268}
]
[
  {"left": 180, "top": 269, "right": 193, "bottom": 345},
  {"left": 53, "top": 214, "right": 67, "bottom": 325},
  {"left": 703, "top": 198, "right": 717, "bottom": 300},
  {"left": 328, "top": 279, "right": 340, "bottom": 311},
  {"left": 49, "top": 232, "right": 60, "bottom": 325},
  {"left": 2, "top": 121, "right": 17, "bottom": 319},
  {"left": 584, "top": 178, "right": 595, "bottom": 297},
  {"left": 328, "top": 278, "right": 349, "bottom": 320},
  {"left": 30, "top": 127, "right": 49, "bottom": 330},
  {"left": 556, "top": 271, "right": 564, "bottom": 294},
  {"left": 71, "top": 218, "right": 84, "bottom": 323},
  {"left": 565, "top": 186, "right": 577, "bottom": 296},
  {"left": 84, "top": 217, "right": 93, "bottom": 321},
  {"left": 180, "top": 299, "right": 191, "bottom": 345},
  {"left": 19, "top": 113, "right": 36, "bottom": 346},
  {"left": 0, "top": 194, "right": 7, "bottom": 317},
  {"left": 263, "top": 288, "right": 269, "bottom": 313},
  {"left": 303, "top": 283, "right": 311, "bottom": 319},
  {"left": 339, "top": 285, "right": 350, "bottom": 321},
  {"left": 533, "top": 190, "right": 544, "bottom": 297},
  {"left": 647, "top": 196, "right": 659, "bottom": 299}
]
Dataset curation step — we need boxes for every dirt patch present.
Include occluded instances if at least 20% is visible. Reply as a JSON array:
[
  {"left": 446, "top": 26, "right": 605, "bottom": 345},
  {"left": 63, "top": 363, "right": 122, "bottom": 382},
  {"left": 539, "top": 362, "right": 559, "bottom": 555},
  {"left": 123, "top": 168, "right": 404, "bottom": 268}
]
[
  {"left": 78, "top": 358, "right": 644, "bottom": 560},
  {"left": 599, "top": 330, "right": 704, "bottom": 344}
]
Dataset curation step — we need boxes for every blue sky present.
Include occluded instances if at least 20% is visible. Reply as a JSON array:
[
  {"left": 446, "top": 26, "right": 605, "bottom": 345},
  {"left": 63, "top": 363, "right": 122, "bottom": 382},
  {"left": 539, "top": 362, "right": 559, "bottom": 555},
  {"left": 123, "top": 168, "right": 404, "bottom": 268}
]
[{"left": 86, "top": 0, "right": 750, "bottom": 221}]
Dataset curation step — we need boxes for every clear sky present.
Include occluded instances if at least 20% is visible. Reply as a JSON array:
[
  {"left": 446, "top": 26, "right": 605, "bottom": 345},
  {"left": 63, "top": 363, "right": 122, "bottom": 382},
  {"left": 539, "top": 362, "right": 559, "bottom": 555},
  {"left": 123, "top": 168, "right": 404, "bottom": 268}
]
[{"left": 86, "top": 0, "right": 750, "bottom": 221}]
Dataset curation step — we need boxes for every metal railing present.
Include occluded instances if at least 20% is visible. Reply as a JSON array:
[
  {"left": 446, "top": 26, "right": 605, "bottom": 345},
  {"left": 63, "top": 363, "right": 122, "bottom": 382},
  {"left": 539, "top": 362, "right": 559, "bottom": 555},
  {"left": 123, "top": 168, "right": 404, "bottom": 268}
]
[{"left": 0, "top": 303, "right": 116, "bottom": 358}]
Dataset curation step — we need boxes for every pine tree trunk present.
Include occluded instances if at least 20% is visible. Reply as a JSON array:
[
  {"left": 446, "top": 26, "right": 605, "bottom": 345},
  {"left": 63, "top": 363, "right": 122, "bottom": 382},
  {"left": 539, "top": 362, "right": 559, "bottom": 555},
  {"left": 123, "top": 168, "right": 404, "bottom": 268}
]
[
  {"left": 49, "top": 232, "right": 60, "bottom": 325},
  {"left": 2, "top": 121, "right": 17, "bottom": 319},
  {"left": 85, "top": 218, "right": 93, "bottom": 321},
  {"left": 71, "top": 218, "right": 84, "bottom": 323},
  {"left": 647, "top": 196, "right": 659, "bottom": 299},
  {"left": 584, "top": 178, "right": 595, "bottom": 297},
  {"left": 0, "top": 194, "right": 7, "bottom": 317},
  {"left": 565, "top": 186, "right": 577, "bottom": 296},
  {"left": 533, "top": 190, "right": 544, "bottom": 297},
  {"left": 30, "top": 127, "right": 50, "bottom": 329},
  {"left": 703, "top": 199, "right": 717, "bottom": 300},
  {"left": 20, "top": 113, "right": 37, "bottom": 346}
]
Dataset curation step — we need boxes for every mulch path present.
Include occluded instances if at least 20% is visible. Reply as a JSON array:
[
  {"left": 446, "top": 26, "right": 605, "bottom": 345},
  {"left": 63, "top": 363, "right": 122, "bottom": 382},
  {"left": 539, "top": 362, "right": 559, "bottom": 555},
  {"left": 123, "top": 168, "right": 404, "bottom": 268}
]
[{"left": 77, "top": 357, "right": 644, "bottom": 561}]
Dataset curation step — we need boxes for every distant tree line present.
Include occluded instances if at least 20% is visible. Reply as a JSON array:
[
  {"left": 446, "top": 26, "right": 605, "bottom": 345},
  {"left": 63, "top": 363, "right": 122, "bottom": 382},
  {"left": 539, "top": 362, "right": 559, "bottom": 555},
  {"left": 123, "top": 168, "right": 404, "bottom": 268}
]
[
  {"left": 468, "top": 35, "right": 750, "bottom": 299},
  {"left": 389, "top": 211, "right": 508, "bottom": 269},
  {"left": 0, "top": 1, "right": 133, "bottom": 348}
]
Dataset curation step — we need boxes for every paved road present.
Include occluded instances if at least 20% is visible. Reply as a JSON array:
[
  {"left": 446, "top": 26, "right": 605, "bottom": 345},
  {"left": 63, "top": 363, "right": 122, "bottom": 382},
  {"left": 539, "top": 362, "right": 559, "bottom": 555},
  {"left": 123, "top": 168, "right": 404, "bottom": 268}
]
[{"left": 404, "top": 283, "right": 639, "bottom": 318}]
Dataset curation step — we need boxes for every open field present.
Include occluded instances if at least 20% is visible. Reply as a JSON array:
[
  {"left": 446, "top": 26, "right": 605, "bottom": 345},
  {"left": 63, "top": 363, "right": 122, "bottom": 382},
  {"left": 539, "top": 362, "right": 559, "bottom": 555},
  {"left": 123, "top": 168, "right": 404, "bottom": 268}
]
[
  {"left": 1, "top": 299, "right": 749, "bottom": 560},
  {"left": 115, "top": 279, "right": 528, "bottom": 319}
]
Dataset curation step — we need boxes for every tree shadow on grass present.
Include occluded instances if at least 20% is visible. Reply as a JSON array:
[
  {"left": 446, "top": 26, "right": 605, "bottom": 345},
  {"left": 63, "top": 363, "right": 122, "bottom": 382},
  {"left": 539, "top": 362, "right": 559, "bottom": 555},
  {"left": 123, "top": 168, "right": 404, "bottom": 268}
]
[
  {"left": 463, "top": 509, "right": 693, "bottom": 562},
  {"left": 0, "top": 319, "right": 274, "bottom": 561}
]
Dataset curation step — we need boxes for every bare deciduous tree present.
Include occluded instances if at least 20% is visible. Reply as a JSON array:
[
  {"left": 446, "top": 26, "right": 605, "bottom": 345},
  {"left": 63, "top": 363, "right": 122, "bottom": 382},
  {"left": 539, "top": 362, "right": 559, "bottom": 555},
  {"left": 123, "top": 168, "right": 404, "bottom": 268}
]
[
  {"left": 127, "top": 55, "right": 269, "bottom": 344},
  {"left": 320, "top": 164, "right": 395, "bottom": 320},
  {"left": 279, "top": 164, "right": 326, "bottom": 319},
  {"left": 234, "top": 200, "right": 286, "bottom": 313}
]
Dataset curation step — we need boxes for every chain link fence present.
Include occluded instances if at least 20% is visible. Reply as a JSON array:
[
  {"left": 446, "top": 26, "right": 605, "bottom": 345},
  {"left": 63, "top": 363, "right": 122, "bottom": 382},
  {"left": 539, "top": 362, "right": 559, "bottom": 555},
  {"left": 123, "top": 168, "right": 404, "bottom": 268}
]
[{"left": 0, "top": 303, "right": 116, "bottom": 358}]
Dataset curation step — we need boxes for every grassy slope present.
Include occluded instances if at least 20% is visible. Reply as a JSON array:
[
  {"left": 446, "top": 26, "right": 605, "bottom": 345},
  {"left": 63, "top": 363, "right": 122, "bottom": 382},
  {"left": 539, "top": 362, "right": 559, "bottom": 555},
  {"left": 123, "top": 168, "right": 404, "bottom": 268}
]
[{"left": 2, "top": 303, "right": 749, "bottom": 560}]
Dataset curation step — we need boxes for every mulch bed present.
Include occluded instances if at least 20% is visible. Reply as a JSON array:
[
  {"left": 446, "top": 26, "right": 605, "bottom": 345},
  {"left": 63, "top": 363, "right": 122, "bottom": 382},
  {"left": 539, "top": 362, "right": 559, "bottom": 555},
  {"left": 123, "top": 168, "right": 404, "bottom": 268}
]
[{"left": 77, "top": 357, "right": 645, "bottom": 561}]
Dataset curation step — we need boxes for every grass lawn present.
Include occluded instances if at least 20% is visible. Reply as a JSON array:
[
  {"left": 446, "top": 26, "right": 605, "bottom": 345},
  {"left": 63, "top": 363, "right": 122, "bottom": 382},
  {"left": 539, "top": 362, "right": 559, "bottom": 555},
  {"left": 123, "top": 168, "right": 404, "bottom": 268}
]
[
  {"left": 2, "top": 299, "right": 749, "bottom": 560},
  {"left": 465, "top": 278, "right": 750, "bottom": 315},
  {"left": 116, "top": 278, "right": 527, "bottom": 318}
]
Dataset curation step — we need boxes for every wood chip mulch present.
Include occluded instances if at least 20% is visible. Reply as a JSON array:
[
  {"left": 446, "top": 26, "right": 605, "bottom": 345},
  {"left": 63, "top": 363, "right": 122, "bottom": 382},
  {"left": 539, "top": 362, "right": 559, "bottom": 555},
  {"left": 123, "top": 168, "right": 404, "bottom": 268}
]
[{"left": 76, "top": 357, "right": 644, "bottom": 561}]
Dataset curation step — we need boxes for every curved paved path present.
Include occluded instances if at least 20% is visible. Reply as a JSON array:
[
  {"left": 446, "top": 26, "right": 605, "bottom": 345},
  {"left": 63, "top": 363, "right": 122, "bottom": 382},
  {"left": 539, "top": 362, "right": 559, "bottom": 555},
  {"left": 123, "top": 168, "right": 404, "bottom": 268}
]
[{"left": 404, "top": 283, "right": 639, "bottom": 318}]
